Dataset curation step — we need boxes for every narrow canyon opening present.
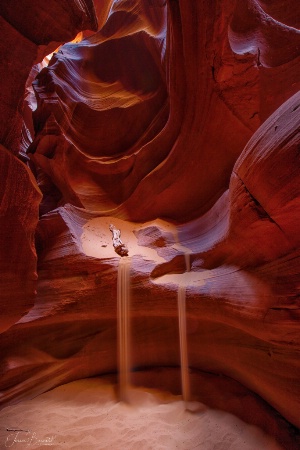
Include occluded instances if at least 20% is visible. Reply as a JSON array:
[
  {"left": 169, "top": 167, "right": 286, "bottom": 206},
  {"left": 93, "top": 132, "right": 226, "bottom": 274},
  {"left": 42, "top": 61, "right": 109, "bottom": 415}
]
[{"left": 0, "top": 0, "right": 299, "bottom": 449}]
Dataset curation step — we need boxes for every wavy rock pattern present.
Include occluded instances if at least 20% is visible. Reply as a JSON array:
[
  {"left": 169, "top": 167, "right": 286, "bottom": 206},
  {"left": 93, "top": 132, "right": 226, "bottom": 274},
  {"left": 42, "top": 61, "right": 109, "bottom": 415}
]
[
  {"left": 0, "top": 0, "right": 97, "bottom": 154},
  {"left": 0, "top": 145, "right": 41, "bottom": 332},
  {"left": 0, "top": 0, "right": 300, "bottom": 447},
  {"left": 29, "top": 0, "right": 300, "bottom": 221},
  {"left": 0, "top": 0, "right": 97, "bottom": 339}
]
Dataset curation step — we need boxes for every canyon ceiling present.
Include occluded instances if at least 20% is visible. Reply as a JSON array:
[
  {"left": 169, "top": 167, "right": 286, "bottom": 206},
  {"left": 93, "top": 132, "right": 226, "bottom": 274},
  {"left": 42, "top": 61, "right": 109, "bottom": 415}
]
[{"left": 0, "top": 0, "right": 299, "bottom": 446}]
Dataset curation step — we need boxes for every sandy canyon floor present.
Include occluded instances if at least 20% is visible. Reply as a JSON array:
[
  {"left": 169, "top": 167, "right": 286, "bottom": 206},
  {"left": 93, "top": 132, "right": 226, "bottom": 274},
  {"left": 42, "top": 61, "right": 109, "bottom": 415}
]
[{"left": 0, "top": 378, "right": 283, "bottom": 450}]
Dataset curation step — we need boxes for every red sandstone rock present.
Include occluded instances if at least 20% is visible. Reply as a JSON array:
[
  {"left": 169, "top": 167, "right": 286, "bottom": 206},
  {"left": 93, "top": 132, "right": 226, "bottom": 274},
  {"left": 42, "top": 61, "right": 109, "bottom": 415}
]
[
  {"left": 0, "top": 1, "right": 299, "bottom": 446},
  {"left": 0, "top": 0, "right": 97, "bottom": 324},
  {"left": 3, "top": 89, "right": 298, "bottom": 431},
  {"left": 29, "top": 0, "right": 300, "bottom": 221},
  {"left": 197, "top": 91, "right": 300, "bottom": 270},
  {"left": 0, "top": 0, "right": 97, "bottom": 154},
  {"left": 0, "top": 145, "right": 41, "bottom": 332}
]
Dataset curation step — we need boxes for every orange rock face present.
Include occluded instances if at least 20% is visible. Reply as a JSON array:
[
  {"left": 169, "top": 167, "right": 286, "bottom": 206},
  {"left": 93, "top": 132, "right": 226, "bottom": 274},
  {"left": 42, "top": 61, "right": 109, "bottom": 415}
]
[
  {"left": 0, "top": 0, "right": 299, "bottom": 446},
  {"left": 0, "top": 0, "right": 97, "bottom": 154},
  {"left": 28, "top": 0, "right": 300, "bottom": 221},
  {"left": 0, "top": 145, "right": 41, "bottom": 332}
]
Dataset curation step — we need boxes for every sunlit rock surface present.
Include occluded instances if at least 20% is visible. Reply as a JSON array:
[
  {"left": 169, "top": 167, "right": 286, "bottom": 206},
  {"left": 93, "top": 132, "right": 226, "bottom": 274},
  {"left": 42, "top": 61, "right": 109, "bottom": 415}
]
[
  {"left": 0, "top": 0, "right": 97, "bottom": 154},
  {"left": 0, "top": 0, "right": 97, "bottom": 351},
  {"left": 29, "top": 0, "right": 300, "bottom": 220},
  {"left": 0, "top": 1, "right": 299, "bottom": 447}
]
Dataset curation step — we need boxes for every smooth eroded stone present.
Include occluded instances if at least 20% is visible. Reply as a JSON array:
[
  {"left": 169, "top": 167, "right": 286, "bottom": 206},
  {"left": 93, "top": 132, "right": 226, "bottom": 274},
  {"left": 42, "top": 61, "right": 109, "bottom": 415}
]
[{"left": 0, "top": 145, "right": 41, "bottom": 332}]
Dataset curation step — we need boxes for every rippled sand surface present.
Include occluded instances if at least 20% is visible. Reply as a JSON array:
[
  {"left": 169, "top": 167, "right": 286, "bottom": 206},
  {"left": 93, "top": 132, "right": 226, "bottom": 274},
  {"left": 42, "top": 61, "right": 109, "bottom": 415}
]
[{"left": 0, "top": 379, "right": 283, "bottom": 449}]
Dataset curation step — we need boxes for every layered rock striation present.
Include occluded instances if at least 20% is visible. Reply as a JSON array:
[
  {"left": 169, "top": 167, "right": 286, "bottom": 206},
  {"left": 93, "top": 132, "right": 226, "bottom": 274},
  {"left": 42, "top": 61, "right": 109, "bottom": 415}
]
[
  {"left": 28, "top": 0, "right": 300, "bottom": 221},
  {"left": 0, "top": 0, "right": 299, "bottom": 446},
  {"left": 0, "top": 0, "right": 98, "bottom": 330}
]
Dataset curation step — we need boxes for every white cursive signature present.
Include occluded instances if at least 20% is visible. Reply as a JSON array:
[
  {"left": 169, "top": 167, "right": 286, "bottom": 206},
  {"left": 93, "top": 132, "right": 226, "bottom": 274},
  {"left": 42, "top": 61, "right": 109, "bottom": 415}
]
[{"left": 5, "top": 431, "right": 56, "bottom": 447}]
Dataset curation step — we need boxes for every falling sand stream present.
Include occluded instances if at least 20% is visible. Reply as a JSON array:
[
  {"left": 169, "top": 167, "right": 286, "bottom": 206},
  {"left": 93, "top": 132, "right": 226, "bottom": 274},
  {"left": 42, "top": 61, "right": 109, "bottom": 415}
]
[
  {"left": 0, "top": 219, "right": 288, "bottom": 449},
  {"left": 117, "top": 250, "right": 191, "bottom": 404},
  {"left": 117, "top": 256, "right": 131, "bottom": 402},
  {"left": 177, "top": 252, "right": 191, "bottom": 403}
]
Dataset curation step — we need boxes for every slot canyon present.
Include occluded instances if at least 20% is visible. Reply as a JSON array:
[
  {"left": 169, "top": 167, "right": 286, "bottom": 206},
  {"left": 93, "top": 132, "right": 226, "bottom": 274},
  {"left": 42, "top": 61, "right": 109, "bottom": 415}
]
[{"left": 0, "top": 0, "right": 299, "bottom": 448}]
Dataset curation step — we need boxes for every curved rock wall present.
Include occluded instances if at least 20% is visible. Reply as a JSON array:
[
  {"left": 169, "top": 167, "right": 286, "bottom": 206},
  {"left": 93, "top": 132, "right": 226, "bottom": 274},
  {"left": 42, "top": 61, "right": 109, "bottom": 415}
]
[
  {"left": 0, "top": 0, "right": 97, "bottom": 154},
  {"left": 0, "top": 0, "right": 299, "bottom": 445},
  {"left": 29, "top": 0, "right": 300, "bottom": 221},
  {"left": 0, "top": 1, "right": 97, "bottom": 334}
]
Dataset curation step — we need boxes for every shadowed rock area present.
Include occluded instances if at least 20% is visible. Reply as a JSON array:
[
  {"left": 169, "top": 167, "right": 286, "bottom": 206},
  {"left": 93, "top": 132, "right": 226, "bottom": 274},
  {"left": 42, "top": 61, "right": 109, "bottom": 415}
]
[{"left": 0, "top": 1, "right": 299, "bottom": 448}]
